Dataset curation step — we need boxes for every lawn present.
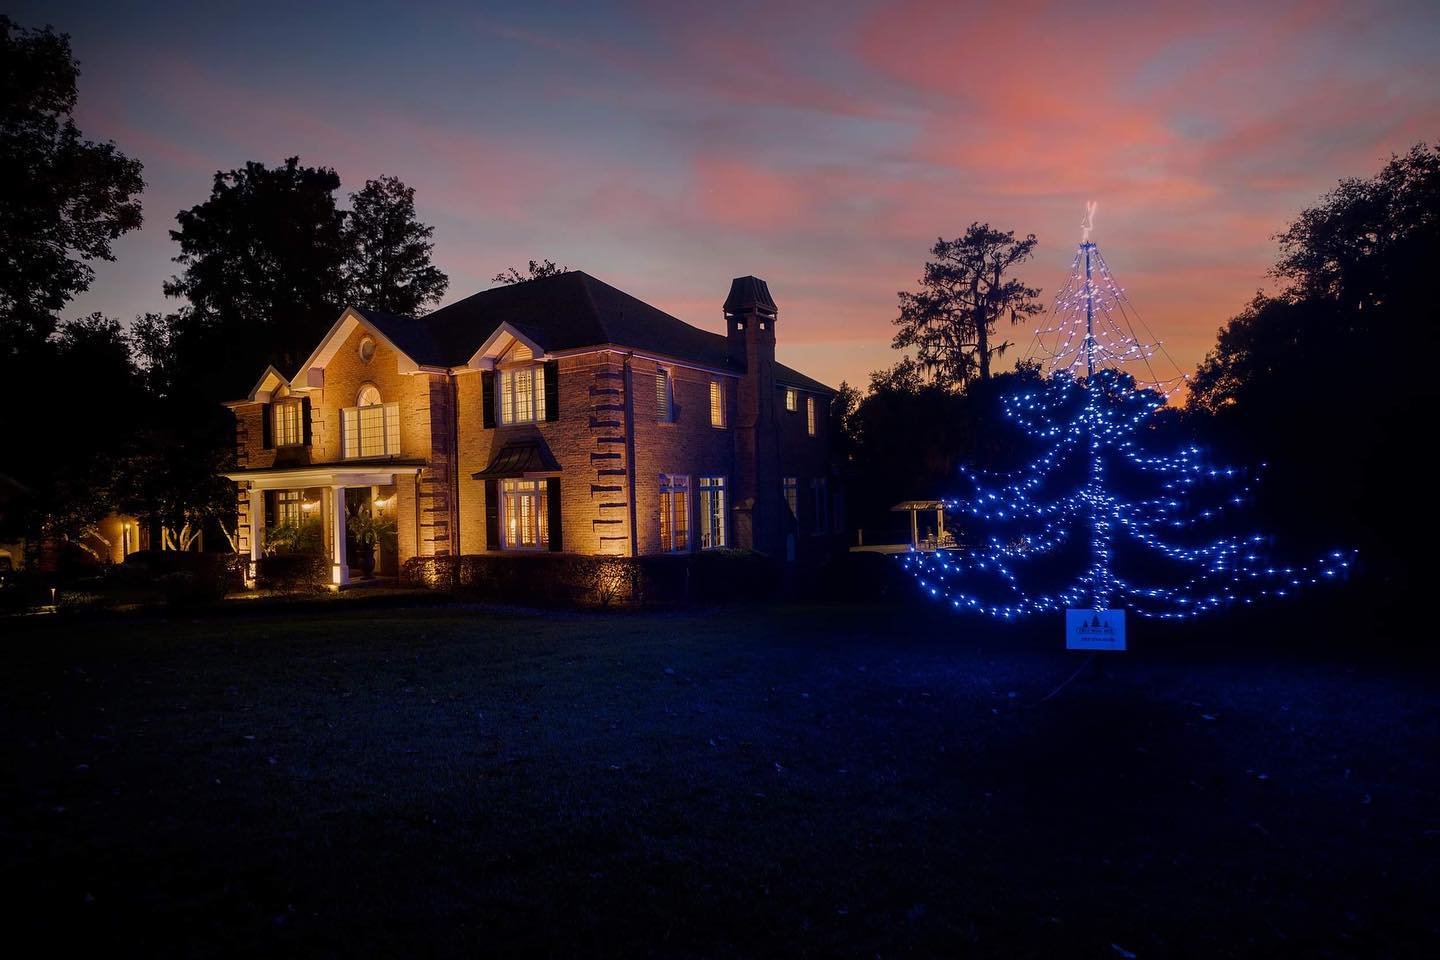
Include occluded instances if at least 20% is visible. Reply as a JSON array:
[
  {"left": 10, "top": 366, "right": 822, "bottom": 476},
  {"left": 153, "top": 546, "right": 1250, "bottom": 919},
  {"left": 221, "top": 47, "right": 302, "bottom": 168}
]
[{"left": 2, "top": 600, "right": 1436, "bottom": 957}]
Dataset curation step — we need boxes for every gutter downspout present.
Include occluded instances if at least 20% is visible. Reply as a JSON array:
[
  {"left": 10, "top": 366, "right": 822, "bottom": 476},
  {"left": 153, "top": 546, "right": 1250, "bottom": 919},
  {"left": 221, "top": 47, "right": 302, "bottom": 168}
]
[
  {"left": 450, "top": 374, "right": 462, "bottom": 556},
  {"left": 623, "top": 351, "right": 639, "bottom": 557}
]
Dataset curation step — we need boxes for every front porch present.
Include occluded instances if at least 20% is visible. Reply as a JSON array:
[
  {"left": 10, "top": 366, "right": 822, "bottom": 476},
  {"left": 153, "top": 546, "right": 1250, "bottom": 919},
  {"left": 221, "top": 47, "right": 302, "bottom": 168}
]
[{"left": 225, "top": 465, "right": 422, "bottom": 587}]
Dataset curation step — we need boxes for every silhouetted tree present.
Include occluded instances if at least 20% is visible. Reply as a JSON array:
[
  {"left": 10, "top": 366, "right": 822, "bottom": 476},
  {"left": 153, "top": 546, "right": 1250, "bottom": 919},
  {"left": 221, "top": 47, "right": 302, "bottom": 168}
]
[
  {"left": 343, "top": 175, "right": 448, "bottom": 316},
  {"left": 493, "top": 259, "right": 568, "bottom": 284},
  {"left": 0, "top": 15, "right": 143, "bottom": 353},
  {"left": 892, "top": 225, "right": 1042, "bottom": 388},
  {"left": 165, "top": 157, "right": 348, "bottom": 397},
  {"left": 1189, "top": 143, "right": 1437, "bottom": 584}
]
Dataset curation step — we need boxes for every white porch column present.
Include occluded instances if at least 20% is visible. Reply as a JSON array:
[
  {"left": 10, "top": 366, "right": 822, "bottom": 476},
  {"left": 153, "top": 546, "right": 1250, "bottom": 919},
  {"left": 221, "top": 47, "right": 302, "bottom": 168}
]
[
  {"left": 247, "top": 486, "right": 264, "bottom": 583},
  {"left": 331, "top": 485, "right": 350, "bottom": 586},
  {"left": 936, "top": 507, "right": 945, "bottom": 541},
  {"left": 910, "top": 509, "right": 919, "bottom": 550}
]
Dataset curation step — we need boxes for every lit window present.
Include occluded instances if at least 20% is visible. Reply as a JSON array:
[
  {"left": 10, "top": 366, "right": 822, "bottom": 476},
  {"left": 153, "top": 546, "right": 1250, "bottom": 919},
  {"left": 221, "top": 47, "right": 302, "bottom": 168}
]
[
  {"left": 656, "top": 368, "right": 673, "bottom": 422},
  {"left": 275, "top": 489, "right": 304, "bottom": 527},
  {"left": 812, "top": 477, "right": 828, "bottom": 533},
  {"left": 501, "top": 478, "right": 549, "bottom": 550},
  {"left": 499, "top": 366, "right": 545, "bottom": 424},
  {"left": 342, "top": 385, "right": 399, "bottom": 458},
  {"left": 659, "top": 474, "right": 689, "bottom": 553},
  {"left": 785, "top": 388, "right": 797, "bottom": 412},
  {"left": 709, "top": 380, "right": 725, "bottom": 428},
  {"left": 273, "top": 399, "right": 304, "bottom": 447},
  {"left": 699, "top": 476, "right": 727, "bottom": 549},
  {"left": 806, "top": 396, "right": 817, "bottom": 436},
  {"left": 783, "top": 477, "right": 798, "bottom": 518}
]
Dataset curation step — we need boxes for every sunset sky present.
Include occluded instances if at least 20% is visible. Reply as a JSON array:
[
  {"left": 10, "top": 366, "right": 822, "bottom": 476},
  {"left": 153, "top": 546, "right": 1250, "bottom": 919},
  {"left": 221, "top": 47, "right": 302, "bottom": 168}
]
[{"left": 23, "top": 0, "right": 1440, "bottom": 389}]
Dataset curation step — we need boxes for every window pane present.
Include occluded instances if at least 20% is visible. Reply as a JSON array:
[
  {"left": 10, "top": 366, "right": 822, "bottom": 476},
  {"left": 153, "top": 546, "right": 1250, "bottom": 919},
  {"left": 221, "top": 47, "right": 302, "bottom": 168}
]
[
  {"left": 384, "top": 403, "right": 400, "bottom": 455},
  {"left": 785, "top": 388, "right": 797, "bottom": 412},
  {"left": 806, "top": 396, "right": 816, "bottom": 435},
  {"left": 709, "top": 381, "right": 723, "bottom": 427},
  {"left": 501, "top": 477, "right": 548, "bottom": 549},
  {"left": 783, "top": 477, "right": 798, "bottom": 518},
  {"left": 699, "top": 476, "right": 726, "bottom": 548},
  {"left": 342, "top": 408, "right": 359, "bottom": 458}
]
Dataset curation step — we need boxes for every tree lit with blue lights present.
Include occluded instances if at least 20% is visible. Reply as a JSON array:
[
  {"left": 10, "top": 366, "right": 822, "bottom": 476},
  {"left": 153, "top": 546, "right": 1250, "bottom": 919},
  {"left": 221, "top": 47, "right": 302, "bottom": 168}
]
[{"left": 905, "top": 209, "right": 1353, "bottom": 621}]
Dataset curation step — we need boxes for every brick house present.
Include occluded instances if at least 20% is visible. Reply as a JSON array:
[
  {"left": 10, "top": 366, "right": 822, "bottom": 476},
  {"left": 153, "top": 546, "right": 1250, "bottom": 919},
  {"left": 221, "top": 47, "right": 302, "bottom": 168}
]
[{"left": 223, "top": 272, "right": 842, "bottom": 586}]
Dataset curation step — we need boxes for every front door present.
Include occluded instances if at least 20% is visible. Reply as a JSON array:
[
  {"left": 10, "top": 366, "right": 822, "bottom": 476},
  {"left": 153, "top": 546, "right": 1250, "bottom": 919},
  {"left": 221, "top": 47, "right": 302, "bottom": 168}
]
[{"left": 344, "top": 488, "right": 371, "bottom": 577}]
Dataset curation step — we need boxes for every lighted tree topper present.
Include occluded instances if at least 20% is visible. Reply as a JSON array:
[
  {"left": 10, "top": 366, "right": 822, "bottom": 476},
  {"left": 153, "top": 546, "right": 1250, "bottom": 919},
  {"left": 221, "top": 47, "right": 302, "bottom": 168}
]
[{"left": 904, "top": 206, "right": 1352, "bottom": 621}]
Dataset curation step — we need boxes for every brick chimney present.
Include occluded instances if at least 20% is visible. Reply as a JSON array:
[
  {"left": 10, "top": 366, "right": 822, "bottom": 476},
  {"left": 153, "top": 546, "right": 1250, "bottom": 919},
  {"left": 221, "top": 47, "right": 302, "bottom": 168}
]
[{"left": 725, "top": 276, "right": 782, "bottom": 557}]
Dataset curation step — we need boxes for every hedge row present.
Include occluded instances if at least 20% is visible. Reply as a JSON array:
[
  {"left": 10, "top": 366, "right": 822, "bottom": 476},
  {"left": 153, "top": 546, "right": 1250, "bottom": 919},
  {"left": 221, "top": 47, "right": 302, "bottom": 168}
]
[
  {"left": 402, "top": 550, "right": 780, "bottom": 607},
  {"left": 256, "top": 553, "right": 331, "bottom": 593}
]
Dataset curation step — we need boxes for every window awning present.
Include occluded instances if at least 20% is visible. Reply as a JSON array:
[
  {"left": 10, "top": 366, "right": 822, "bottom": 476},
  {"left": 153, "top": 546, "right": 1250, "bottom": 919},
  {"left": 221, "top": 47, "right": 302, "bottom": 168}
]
[{"left": 472, "top": 439, "right": 562, "bottom": 479}]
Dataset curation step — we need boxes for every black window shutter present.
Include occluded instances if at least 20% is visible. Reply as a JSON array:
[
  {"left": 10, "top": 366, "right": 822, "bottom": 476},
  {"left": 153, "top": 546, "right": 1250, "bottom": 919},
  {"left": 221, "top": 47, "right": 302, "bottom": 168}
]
[
  {"left": 543, "top": 361, "right": 559, "bottom": 421},
  {"left": 546, "top": 477, "right": 562, "bottom": 551},
  {"left": 481, "top": 371, "right": 496, "bottom": 428},
  {"left": 300, "top": 397, "right": 312, "bottom": 445},
  {"left": 261, "top": 403, "right": 274, "bottom": 449},
  {"left": 484, "top": 478, "right": 501, "bottom": 549}
]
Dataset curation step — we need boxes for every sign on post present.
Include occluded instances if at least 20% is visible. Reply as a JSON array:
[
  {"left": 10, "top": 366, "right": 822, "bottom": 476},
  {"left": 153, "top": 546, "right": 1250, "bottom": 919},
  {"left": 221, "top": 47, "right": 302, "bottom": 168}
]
[{"left": 1066, "top": 608, "right": 1126, "bottom": 651}]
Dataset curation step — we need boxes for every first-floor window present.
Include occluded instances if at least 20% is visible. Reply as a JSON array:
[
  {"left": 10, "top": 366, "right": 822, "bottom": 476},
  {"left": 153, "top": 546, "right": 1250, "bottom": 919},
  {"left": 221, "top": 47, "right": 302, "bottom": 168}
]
[
  {"left": 812, "top": 477, "right": 828, "bottom": 534},
  {"left": 659, "top": 474, "right": 689, "bottom": 552},
  {"left": 699, "top": 475, "right": 727, "bottom": 549},
  {"left": 502, "top": 478, "right": 549, "bottom": 549},
  {"left": 783, "top": 477, "right": 798, "bottom": 519},
  {"left": 274, "top": 399, "right": 304, "bottom": 447},
  {"left": 275, "top": 489, "right": 304, "bottom": 527}
]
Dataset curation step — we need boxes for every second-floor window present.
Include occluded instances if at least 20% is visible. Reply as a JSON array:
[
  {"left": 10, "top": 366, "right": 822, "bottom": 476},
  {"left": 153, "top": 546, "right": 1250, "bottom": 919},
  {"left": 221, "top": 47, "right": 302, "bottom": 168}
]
[
  {"left": 709, "top": 380, "right": 725, "bottom": 428},
  {"left": 342, "top": 384, "right": 400, "bottom": 458},
  {"left": 785, "top": 388, "right": 798, "bottom": 412},
  {"left": 274, "top": 399, "right": 304, "bottom": 447},
  {"left": 656, "top": 368, "right": 674, "bottom": 422},
  {"left": 500, "top": 366, "right": 545, "bottom": 424},
  {"left": 659, "top": 474, "right": 689, "bottom": 552},
  {"left": 806, "top": 396, "right": 817, "bottom": 436},
  {"left": 699, "top": 475, "right": 727, "bottom": 549}
]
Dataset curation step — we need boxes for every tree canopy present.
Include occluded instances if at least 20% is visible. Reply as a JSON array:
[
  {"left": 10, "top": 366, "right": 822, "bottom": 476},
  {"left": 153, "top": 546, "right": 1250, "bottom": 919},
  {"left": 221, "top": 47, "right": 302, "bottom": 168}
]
[
  {"left": 493, "top": 259, "right": 568, "bottom": 284},
  {"left": 892, "top": 224, "right": 1042, "bottom": 389},
  {"left": 0, "top": 15, "right": 144, "bottom": 351},
  {"left": 344, "top": 175, "right": 449, "bottom": 316}
]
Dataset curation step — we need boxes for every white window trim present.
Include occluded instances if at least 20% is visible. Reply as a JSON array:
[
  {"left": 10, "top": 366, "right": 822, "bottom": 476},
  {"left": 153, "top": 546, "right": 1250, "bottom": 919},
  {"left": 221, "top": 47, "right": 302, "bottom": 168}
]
[
  {"left": 501, "top": 478, "right": 549, "bottom": 551},
  {"left": 341, "top": 401, "right": 400, "bottom": 459},
  {"left": 698, "top": 475, "right": 727, "bottom": 550},
  {"left": 659, "top": 473, "right": 690, "bottom": 553},
  {"left": 273, "top": 399, "right": 304, "bottom": 447},
  {"left": 498, "top": 364, "right": 546, "bottom": 425}
]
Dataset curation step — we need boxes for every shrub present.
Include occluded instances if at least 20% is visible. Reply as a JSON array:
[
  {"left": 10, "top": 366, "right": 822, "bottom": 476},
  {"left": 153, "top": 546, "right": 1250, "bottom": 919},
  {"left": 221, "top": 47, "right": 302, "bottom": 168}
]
[
  {"left": 402, "top": 551, "right": 777, "bottom": 608},
  {"left": 257, "top": 553, "right": 330, "bottom": 593}
]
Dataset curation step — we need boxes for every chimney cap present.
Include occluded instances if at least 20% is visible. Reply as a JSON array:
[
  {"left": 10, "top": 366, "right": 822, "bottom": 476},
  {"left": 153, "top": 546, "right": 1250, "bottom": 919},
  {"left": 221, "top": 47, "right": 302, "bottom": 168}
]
[{"left": 723, "top": 276, "right": 777, "bottom": 316}]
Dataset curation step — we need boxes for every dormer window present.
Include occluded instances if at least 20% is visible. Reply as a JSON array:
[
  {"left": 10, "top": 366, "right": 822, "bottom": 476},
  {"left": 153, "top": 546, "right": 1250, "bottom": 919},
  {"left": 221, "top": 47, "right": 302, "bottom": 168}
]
[
  {"left": 273, "top": 398, "right": 304, "bottom": 447},
  {"left": 499, "top": 365, "right": 545, "bottom": 424},
  {"left": 342, "top": 383, "right": 400, "bottom": 458}
]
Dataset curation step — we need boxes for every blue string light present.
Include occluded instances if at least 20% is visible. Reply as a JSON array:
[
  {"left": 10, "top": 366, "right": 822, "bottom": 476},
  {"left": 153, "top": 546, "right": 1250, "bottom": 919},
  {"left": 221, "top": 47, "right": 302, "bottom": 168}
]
[{"left": 904, "top": 232, "right": 1354, "bottom": 621}]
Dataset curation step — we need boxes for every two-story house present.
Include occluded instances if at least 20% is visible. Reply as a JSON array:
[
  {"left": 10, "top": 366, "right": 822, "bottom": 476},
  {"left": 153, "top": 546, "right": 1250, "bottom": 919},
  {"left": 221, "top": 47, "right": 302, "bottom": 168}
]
[{"left": 223, "top": 272, "right": 840, "bottom": 586}]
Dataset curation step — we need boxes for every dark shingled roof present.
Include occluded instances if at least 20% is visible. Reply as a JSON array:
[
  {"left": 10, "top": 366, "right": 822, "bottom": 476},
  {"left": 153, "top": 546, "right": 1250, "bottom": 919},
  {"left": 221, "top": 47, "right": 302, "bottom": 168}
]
[{"left": 353, "top": 271, "right": 833, "bottom": 394}]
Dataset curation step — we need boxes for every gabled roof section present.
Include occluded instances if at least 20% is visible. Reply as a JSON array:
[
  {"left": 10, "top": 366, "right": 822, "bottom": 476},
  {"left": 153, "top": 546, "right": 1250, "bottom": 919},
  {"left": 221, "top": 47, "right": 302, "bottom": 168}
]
[
  {"left": 226, "top": 365, "right": 291, "bottom": 406},
  {"left": 466, "top": 321, "right": 547, "bottom": 369},
  {"left": 292, "top": 307, "right": 440, "bottom": 385}
]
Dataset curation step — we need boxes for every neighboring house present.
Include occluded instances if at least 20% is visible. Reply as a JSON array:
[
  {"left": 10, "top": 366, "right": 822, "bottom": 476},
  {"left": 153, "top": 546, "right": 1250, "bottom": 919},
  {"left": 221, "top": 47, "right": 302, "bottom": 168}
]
[{"left": 223, "top": 272, "right": 842, "bottom": 585}]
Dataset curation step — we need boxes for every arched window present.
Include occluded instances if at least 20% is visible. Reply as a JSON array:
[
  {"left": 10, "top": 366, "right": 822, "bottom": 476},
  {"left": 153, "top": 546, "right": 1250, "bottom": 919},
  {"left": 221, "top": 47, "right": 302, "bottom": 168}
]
[{"left": 343, "top": 383, "right": 399, "bottom": 458}]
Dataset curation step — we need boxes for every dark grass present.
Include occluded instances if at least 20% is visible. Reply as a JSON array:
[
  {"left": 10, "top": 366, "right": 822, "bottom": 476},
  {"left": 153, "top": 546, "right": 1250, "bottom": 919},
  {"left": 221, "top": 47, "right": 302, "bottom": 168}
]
[{"left": 2, "top": 600, "right": 1437, "bottom": 957}]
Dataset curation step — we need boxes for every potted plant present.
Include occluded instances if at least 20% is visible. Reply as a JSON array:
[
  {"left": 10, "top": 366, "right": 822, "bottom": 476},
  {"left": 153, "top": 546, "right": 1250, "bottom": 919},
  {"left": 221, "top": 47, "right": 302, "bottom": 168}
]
[{"left": 349, "top": 510, "right": 397, "bottom": 578}]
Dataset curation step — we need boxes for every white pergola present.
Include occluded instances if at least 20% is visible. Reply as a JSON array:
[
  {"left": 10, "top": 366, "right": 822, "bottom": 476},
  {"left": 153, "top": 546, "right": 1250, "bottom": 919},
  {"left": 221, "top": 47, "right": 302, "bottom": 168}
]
[
  {"left": 224, "top": 465, "right": 421, "bottom": 586},
  {"left": 890, "top": 499, "right": 947, "bottom": 551}
]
